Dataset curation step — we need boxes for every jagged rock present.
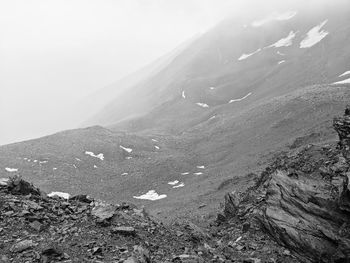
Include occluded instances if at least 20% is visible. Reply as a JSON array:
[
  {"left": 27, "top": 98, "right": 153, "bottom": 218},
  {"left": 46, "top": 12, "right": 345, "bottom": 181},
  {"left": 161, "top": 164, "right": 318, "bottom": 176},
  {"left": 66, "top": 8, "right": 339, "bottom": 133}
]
[
  {"left": 69, "top": 194, "right": 93, "bottom": 203},
  {"left": 221, "top": 108, "right": 350, "bottom": 262},
  {"left": 334, "top": 105, "right": 350, "bottom": 159},
  {"left": 7, "top": 176, "right": 41, "bottom": 196},
  {"left": 41, "top": 247, "right": 64, "bottom": 263},
  {"left": 91, "top": 204, "right": 116, "bottom": 221},
  {"left": 10, "top": 239, "right": 36, "bottom": 252},
  {"left": 29, "top": 220, "right": 43, "bottom": 232},
  {"left": 112, "top": 226, "right": 136, "bottom": 236},
  {"left": 184, "top": 221, "right": 209, "bottom": 243}
]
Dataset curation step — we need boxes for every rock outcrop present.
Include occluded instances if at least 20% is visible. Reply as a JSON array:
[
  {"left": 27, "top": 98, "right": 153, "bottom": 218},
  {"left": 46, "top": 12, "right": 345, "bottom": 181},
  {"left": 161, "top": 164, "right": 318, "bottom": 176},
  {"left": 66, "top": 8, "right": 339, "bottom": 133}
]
[{"left": 223, "top": 106, "right": 350, "bottom": 262}]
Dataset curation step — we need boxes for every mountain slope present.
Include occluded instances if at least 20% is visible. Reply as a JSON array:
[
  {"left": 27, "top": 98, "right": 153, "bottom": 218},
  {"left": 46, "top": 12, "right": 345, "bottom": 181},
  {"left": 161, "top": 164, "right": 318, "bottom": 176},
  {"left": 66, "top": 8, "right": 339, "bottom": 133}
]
[
  {"left": 1, "top": 85, "right": 349, "bottom": 221},
  {"left": 89, "top": 1, "right": 350, "bottom": 131}
]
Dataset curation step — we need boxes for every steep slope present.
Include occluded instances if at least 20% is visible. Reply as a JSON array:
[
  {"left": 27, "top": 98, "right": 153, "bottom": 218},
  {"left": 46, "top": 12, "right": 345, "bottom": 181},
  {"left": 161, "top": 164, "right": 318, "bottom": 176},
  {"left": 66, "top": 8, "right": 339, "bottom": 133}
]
[
  {"left": 89, "top": 1, "right": 350, "bottom": 130},
  {"left": 79, "top": 36, "right": 197, "bottom": 127},
  {"left": 221, "top": 106, "right": 350, "bottom": 262},
  {"left": 1, "top": 85, "right": 349, "bottom": 222}
]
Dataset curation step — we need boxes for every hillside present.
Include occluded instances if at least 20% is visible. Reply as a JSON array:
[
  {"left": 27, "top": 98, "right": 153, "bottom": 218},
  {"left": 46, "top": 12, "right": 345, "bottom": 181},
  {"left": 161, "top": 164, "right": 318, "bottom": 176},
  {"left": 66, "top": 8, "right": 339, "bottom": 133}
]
[
  {"left": 1, "top": 85, "right": 349, "bottom": 222},
  {"left": 1, "top": 107, "right": 350, "bottom": 262},
  {"left": 88, "top": 1, "right": 350, "bottom": 131}
]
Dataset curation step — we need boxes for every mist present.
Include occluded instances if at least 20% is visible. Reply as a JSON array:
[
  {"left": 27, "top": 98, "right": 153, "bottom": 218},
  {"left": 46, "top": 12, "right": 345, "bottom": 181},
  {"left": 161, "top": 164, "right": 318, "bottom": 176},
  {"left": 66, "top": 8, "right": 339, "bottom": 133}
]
[{"left": 0, "top": 0, "right": 342, "bottom": 145}]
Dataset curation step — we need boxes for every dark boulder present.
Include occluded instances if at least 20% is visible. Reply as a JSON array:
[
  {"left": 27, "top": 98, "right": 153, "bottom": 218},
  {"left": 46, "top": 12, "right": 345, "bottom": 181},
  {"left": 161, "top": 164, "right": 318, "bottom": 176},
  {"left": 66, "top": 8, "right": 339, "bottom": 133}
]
[{"left": 222, "top": 108, "right": 350, "bottom": 262}]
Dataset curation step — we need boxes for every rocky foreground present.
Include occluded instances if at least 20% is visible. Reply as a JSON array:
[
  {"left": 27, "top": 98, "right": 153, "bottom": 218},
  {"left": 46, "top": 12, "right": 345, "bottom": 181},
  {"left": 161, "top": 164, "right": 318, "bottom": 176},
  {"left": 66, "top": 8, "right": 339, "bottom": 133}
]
[{"left": 1, "top": 107, "right": 350, "bottom": 263}]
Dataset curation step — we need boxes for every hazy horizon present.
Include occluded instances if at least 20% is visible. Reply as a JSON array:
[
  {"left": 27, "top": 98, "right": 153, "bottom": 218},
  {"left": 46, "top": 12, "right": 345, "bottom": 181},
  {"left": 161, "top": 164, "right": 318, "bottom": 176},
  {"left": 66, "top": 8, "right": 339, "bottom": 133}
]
[{"left": 0, "top": 0, "right": 341, "bottom": 145}]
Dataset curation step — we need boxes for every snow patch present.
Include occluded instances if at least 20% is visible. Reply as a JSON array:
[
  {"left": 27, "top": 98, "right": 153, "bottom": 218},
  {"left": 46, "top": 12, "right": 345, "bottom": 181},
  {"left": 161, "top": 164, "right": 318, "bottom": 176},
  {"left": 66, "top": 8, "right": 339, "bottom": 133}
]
[
  {"left": 5, "top": 168, "right": 18, "bottom": 172},
  {"left": 300, "top": 20, "right": 329, "bottom": 48},
  {"left": 209, "top": 87, "right": 215, "bottom": 90},
  {"left": 278, "top": 60, "right": 286, "bottom": 64},
  {"left": 151, "top": 139, "right": 158, "bottom": 142},
  {"left": 155, "top": 146, "right": 160, "bottom": 150},
  {"left": 168, "top": 180, "right": 179, "bottom": 185},
  {"left": 333, "top": 78, "right": 350, "bottom": 85},
  {"left": 120, "top": 145, "right": 133, "bottom": 153},
  {"left": 339, "top": 71, "right": 350, "bottom": 78},
  {"left": 238, "top": 48, "right": 261, "bottom": 61},
  {"left": 197, "top": 166, "right": 205, "bottom": 169},
  {"left": 48, "top": 192, "right": 70, "bottom": 199},
  {"left": 269, "top": 31, "right": 296, "bottom": 48},
  {"left": 133, "top": 190, "right": 167, "bottom": 201},
  {"left": 277, "top": 51, "right": 285, "bottom": 56},
  {"left": 173, "top": 183, "right": 185, "bottom": 188},
  {"left": 94, "top": 165, "right": 98, "bottom": 168},
  {"left": 194, "top": 172, "right": 203, "bottom": 175},
  {"left": 196, "top": 103, "right": 209, "bottom": 108},
  {"left": 85, "top": 151, "right": 104, "bottom": 160},
  {"left": 75, "top": 158, "right": 81, "bottom": 162},
  {"left": 182, "top": 91, "right": 186, "bottom": 99},
  {"left": 0, "top": 178, "right": 9, "bottom": 186},
  {"left": 229, "top": 92, "right": 252, "bottom": 103},
  {"left": 181, "top": 172, "right": 189, "bottom": 175},
  {"left": 126, "top": 157, "right": 133, "bottom": 160},
  {"left": 252, "top": 11, "right": 297, "bottom": 27}
]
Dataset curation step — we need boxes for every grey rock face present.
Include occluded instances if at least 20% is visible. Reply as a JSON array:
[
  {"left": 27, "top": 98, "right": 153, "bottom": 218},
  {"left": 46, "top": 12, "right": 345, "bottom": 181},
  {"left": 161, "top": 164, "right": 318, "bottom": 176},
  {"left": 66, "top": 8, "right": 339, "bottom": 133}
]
[{"left": 223, "top": 107, "right": 350, "bottom": 262}]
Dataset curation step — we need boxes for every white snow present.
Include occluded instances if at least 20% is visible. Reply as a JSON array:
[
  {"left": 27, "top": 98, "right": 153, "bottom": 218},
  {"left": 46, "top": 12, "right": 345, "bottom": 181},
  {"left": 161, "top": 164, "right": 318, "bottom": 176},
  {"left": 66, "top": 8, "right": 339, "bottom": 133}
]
[
  {"left": 173, "top": 183, "right": 185, "bottom": 188},
  {"left": 126, "top": 157, "right": 133, "bottom": 160},
  {"left": 39, "top": 160, "right": 48, "bottom": 164},
  {"left": 238, "top": 48, "right": 261, "bottom": 61},
  {"left": 133, "top": 190, "right": 167, "bottom": 201},
  {"left": 277, "top": 51, "right": 285, "bottom": 56},
  {"left": 155, "top": 146, "right": 160, "bottom": 150},
  {"left": 5, "top": 167, "right": 18, "bottom": 172},
  {"left": 75, "top": 158, "right": 81, "bottom": 161},
  {"left": 94, "top": 165, "right": 98, "bottom": 168},
  {"left": 194, "top": 172, "right": 203, "bottom": 175},
  {"left": 73, "top": 164, "right": 77, "bottom": 169},
  {"left": 339, "top": 71, "right": 350, "bottom": 77},
  {"left": 252, "top": 11, "right": 297, "bottom": 27},
  {"left": 120, "top": 145, "right": 133, "bottom": 153},
  {"left": 151, "top": 139, "right": 158, "bottom": 142},
  {"left": 209, "top": 87, "right": 215, "bottom": 90},
  {"left": 229, "top": 92, "right": 252, "bottom": 103},
  {"left": 333, "top": 78, "right": 350, "bottom": 85},
  {"left": 53, "top": 168, "right": 57, "bottom": 170},
  {"left": 196, "top": 102, "right": 209, "bottom": 108},
  {"left": 300, "top": 20, "right": 329, "bottom": 48},
  {"left": 182, "top": 91, "right": 186, "bottom": 99},
  {"left": 33, "top": 160, "right": 38, "bottom": 163},
  {"left": 121, "top": 172, "right": 128, "bottom": 176},
  {"left": 168, "top": 180, "right": 179, "bottom": 185},
  {"left": 197, "top": 166, "right": 205, "bottom": 169},
  {"left": 0, "top": 178, "right": 9, "bottom": 186},
  {"left": 181, "top": 172, "right": 189, "bottom": 175},
  {"left": 85, "top": 151, "right": 104, "bottom": 160},
  {"left": 269, "top": 31, "right": 296, "bottom": 48},
  {"left": 208, "top": 116, "right": 216, "bottom": 121},
  {"left": 48, "top": 192, "right": 70, "bottom": 199},
  {"left": 278, "top": 60, "right": 286, "bottom": 64}
]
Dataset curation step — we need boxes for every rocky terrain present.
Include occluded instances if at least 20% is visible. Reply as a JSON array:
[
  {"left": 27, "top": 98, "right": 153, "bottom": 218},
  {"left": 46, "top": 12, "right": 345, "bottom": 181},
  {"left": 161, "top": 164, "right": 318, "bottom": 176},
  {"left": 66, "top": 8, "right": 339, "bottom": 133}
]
[
  {"left": 1, "top": 107, "right": 350, "bottom": 262},
  {"left": 0, "top": 176, "right": 297, "bottom": 263}
]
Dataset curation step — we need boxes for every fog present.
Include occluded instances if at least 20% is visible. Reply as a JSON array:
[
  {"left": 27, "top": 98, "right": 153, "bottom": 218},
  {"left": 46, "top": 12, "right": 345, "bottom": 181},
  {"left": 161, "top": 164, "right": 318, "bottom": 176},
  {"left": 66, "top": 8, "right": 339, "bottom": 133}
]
[{"left": 0, "top": 0, "right": 340, "bottom": 145}]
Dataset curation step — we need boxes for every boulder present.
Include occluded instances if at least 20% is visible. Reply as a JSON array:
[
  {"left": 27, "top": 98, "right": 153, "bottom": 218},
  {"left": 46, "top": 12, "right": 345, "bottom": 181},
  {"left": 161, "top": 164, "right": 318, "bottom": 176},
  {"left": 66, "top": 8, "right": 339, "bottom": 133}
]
[{"left": 222, "top": 108, "right": 350, "bottom": 262}]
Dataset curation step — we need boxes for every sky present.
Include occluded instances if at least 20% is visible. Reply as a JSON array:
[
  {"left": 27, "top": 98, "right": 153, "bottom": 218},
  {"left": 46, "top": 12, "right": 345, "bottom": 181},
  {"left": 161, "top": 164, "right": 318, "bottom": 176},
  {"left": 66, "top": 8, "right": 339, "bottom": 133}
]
[{"left": 0, "top": 0, "right": 336, "bottom": 145}]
